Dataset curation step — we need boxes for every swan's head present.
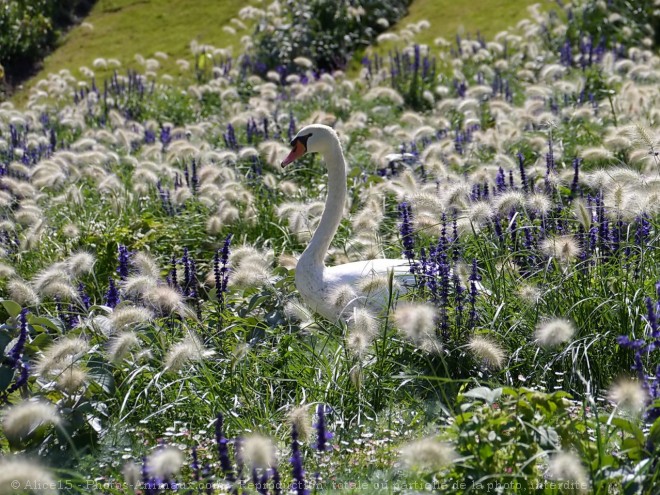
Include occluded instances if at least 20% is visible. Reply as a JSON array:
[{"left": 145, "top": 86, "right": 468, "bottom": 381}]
[{"left": 281, "top": 124, "right": 339, "bottom": 168}]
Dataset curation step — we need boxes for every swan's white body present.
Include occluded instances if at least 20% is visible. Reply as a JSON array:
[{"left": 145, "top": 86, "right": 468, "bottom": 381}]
[{"left": 284, "top": 125, "right": 413, "bottom": 320}]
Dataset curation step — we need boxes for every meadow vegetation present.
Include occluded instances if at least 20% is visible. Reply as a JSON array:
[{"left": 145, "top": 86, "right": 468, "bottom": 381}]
[{"left": 1, "top": 0, "right": 660, "bottom": 494}]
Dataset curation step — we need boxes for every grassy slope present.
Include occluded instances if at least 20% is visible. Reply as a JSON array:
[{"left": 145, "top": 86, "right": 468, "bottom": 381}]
[
  {"left": 356, "top": 0, "right": 540, "bottom": 65},
  {"left": 14, "top": 0, "right": 540, "bottom": 104},
  {"left": 12, "top": 0, "right": 250, "bottom": 103}
]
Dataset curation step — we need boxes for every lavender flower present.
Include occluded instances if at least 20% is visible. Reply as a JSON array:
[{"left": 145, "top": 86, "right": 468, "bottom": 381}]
[
  {"left": 468, "top": 259, "right": 481, "bottom": 329},
  {"left": 290, "top": 424, "right": 308, "bottom": 495},
  {"left": 215, "top": 413, "right": 234, "bottom": 480},
  {"left": 314, "top": 404, "right": 332, "bottom": 452},
  {"left": 105, "top": 277, "right": 119, "bottom": 308},
  {"left": 7, "top": 309, "right": 28, "bottom": 367},
  {"left": 191, "top": 446, "right": 200, "bottom": 482},
  {"left": 118, "top": 245, "right": 130, "bottom": 280}
]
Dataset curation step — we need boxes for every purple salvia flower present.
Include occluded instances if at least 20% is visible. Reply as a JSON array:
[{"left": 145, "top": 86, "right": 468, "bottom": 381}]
[
  {"left": 215, "top": 413, "right": 235, "bottom": 480},
  {"left": 78, "top": 283, "right": 91, "bottom": 310},
  {"left": 105, "top": 277, "right": 119, "bottom": 308},
  {"left": 118, "top": 244, "right": 130, "bottom": 280},
  {"left": 290, "top": 424, "right": 307, "bottom": 495},
  {"left": 7, "top": 309, "right": 28, "bottom": 367},
  {"left": 169, "top": 256, "right": 179, "bottom": 291},
  {"left": 468, "top": 259, "right": 481, "bottom": 329},
  {"left": 571, "top": 157, "right": 581, "bottom": 197},
  {"left": 495, "top": 167, "right": 506, "bottom": 193},
  {"left": 191, "top": 446, "right": 201, "bottom": 482},
  {"left": 314, "top": 404, "right": 332, "bottom": 452}
]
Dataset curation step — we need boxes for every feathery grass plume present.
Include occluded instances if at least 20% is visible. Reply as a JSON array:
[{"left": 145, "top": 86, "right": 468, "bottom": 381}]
[
  {"left": 284, "top": 299, "right": 314, "bottom": 327},
  {"left": 0, "top": 263, "right": 16, "bottom": 279},
  {"left": 534, "top": 318, "right": 576, "bottom": 348},
  {"left": 517, "top": 283, "right": 542, "bottom": 305},
  {"left": 65, "top": 251, "right": 95, "bottom": 277},
  {"left": 131, "top": 252, "right": 161, "bottom": 279},
  {"left": 607, "top": 378, "right": 648, "bottom": 415},
  {"left": 107, "top": 331, "right": 140, "bottom": 363},
  {"left": 121, "top": 275, "right": 158, "bottom": 299},
  {"left": 329, "top": 284, "right": 359, "bottom": 314},
  {"left": 122, "top": 461, "right": 141, "bottom": 489},
  {"left": 347, "top": 308, "right": 379, "bottom": 356},
  {"left": 39, "top": 281, "right": 80, "bottom": 302},
  {"left": 466, "top": 201, "right": 493, "bottom": 225},
  {"left": 2, "top": 400, "right": 60, "bottom": 443},
  {"left": 144, "top": 286, "right": 184, "bottom": 314},
  {"left": 493, "top": 190, "right": 525, "bottom": 214},
  {"left": 164, "top": 333, "right": 214, "bottom": 372},
  {"left": 525, "top": 193, "right": 552, "bottom": 216},
  {"left": 35, "top": 337, "right": 89, "bottom": 377},
  {"left": 357, "top": 274, "right": 400, "bottom": 297},
  {"left": 62, "top": 223, "right": 80, "bottom": 239},
  {"left": 109, "top": 305, "right": 154, "bottom": 332},
  {"left": 392, "top": 303, "right": 442, "bottom": 353},
  {"left": 7, "top": 279, "right": 40, "bottom": 306},
  {"left": 540, "top": 235, "right": 580, "bottom": 264},
  {"left": 287, "top": 406, "right": 312, "bottom": 441},
  {"left": 0, "top": 458, "right": 57, "bottom": 495},
  {"left": 546, "top": 451, "right": 589, "bottom": 493},
  {"left": 241, "top": 434, "right": 275, "bottom": 470},
  {"left": 399, "top": 437, "right": 457, "bottom": 471},
  {"left": 31, "top": 265, "right": 70, "bottom": 292},
  {"left": 56, "top": 366, "right": 87, "bottom": 394},
  {"left": 572, "top": 198, "right": 592, "bottom": 230},
  {"left": 468, "top": 336, "right": 506, "bottom": 369},
  {"left": 147, "top": 446, "right": 185, "bottom": 480}
]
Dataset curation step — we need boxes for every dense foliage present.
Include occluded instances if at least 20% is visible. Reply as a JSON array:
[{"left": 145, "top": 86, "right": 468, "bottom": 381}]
[
  {"left": 250, "top": 0, "right": 411, "bottom": 74},
  {"left": 2, "top": 0, "right": 660, "bottom": 494},
  {"left": 0, "top": 0, "right": 95, "bottom": 84}
]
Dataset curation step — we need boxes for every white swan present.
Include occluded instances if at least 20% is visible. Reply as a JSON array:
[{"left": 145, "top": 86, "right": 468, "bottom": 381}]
[{"left": 282, "top": 124, "right": 413, "bottom": 320}]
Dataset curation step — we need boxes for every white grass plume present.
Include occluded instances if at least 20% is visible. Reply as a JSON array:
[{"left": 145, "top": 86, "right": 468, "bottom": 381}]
[
  {"left": 607, "top": 378, "right": 647, "bottom": 415},
  {"left": 144, "top": 286, "right": 184, "bottom": 314},
  {"left": 399, "top": 437, "right": 457, "bottom": 471},
  {"left": 2, "top": 400, "right": 60, "bottom": 443},
  {"left": 131, "top": 252, "right": 161, "bottom": 279},
  {"left": 241, "top": 434, "right": 276, "bottom": 469},
  {"left": 540, "top": 235, "right": 580, "bottom": 264},
  {"left": 392, "top": 303, "right": 442, "bottom": 353},
  {"left": 534, "top": 318, "right": 576, "bottom": 348},
  {"left": 148, "top": 446, "right": 184, "bottom": 479},
  {"left": 7, "top": 279, "right": 40, "bottom": 306},
  {"left": 0, "top": 458, "right": 57, "bottom": 495},
  {"left": 35, "top": 337, "right": 89, "bottom": 377},
  {"left": 546, "top": 451, "right": 589, "bottom": 493},
  {"left": 287, "top": 405, "right": 312, "bottom": 441},
  {"left": 107, "top": 331, "right": 141, "bottom": 363},
  {"left": 468, "top": 336, "right": 506, "bottom": 369},
  {"left": 109, "top": 305, "right": 154, "bottom": 332},
  {"left": 65, "top": 251, "right": 95, "bottom": 277},
  {"left": 164, "top": 333, "right": 214, "bottom": 372}
]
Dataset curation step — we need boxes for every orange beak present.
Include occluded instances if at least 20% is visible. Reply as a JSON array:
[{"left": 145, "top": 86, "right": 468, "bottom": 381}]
[{"left": 281, "top": 140, "right": 306, "bottom": 168}]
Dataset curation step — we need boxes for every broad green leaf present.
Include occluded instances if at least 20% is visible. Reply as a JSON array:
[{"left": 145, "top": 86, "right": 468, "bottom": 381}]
[{"left": 1, "top": 300, "right": 22, "bottom": 318}]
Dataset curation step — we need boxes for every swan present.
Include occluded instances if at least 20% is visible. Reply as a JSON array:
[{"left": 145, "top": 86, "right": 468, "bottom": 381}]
[{"left": 281, "top": 124, "right": 414, "bottom": 320}]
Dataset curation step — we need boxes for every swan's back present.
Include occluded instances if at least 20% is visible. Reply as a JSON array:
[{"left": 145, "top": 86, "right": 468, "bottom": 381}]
[{"left": 309, "top": 258, "right": 415, "bottom": 320}]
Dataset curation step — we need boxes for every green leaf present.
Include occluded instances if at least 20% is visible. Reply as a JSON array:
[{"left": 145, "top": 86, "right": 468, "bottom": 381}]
[
  {"left": 0, "top": 365, "right": 15, "bottom": 392},
  {"left": 27, "top": 315, "right": 61, "bottom": 333},
  {"left": 1, "top": 300, "right": 22, "bottom": 318},
  {"left": 611, "top": 417, "right": 644, "bottom": 445}
]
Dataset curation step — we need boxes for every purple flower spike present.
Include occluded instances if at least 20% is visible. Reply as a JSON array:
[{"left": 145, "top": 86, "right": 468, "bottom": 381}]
[{"left": 314, "top": 404, "right": 333, "bottom": 452}]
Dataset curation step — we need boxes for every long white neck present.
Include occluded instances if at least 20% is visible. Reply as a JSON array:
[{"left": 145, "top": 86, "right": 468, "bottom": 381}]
[{"left": 299, "top": 140, "right": 347, "bottom": 271}]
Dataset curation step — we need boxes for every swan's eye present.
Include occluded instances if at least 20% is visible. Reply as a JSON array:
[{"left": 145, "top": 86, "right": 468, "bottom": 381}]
[{"left": 290, "top": 133, "right": 312, "bottom": 150}]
